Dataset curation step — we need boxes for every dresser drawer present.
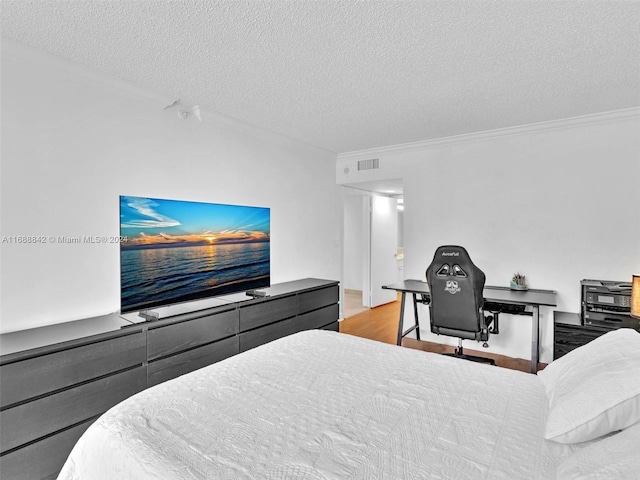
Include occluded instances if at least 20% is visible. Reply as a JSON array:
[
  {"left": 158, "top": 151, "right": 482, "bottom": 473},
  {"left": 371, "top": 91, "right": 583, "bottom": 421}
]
[
  {"left": 0, "top": 418, "right": 94, "bottom": 480},
  {"left": 0, "top": 331, "right": 145, "bottom": 408},
  {"left": 239, "top": 317, "right": 296, "bottom": 352},
  {"left": 298, "top": 285, "right": 339, "bottom": 313},
  {"left": 239, "top": 303, "right": 339, "bottom": 352},
  {"left": 147, "top": 308, "right": 238, "bottom": 361},
  {"left": 239, "top": 295, "right": 298, "bottom": 332},
  {"left": 321, "top": 321, "right": 339, "bottom": 332},
  {"left": 294, "top": 304, "right": 339, "bottom": 332},
  {"left": 553, "top": 324, "right": 612, "bottom": 359},
  {"left": 148, "top": 335, "right": 239, "bottom": 387},
  {"left": 1, "top": 366, "right": 146, "bottom": 452}
]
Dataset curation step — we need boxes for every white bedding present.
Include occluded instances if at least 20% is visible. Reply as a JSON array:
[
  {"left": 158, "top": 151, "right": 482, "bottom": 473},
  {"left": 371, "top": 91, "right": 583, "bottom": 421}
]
[{"left": 58, "top": 330, "right": 576, "bottom": 480}]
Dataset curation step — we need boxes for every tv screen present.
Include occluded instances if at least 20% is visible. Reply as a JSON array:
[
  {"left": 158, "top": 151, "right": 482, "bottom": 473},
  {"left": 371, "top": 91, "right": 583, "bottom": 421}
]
[{"left": 120, "top": 195, "right": 270, "bottom": 314}]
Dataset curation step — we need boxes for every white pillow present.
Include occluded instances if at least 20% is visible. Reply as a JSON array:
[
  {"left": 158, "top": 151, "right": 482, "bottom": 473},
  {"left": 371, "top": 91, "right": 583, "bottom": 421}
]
[
  {"left": 556, "top": 421, "right": 640, "bottom": 480},
  {"left": 537, "top": 328, "right": 640, "bottom": 444}
]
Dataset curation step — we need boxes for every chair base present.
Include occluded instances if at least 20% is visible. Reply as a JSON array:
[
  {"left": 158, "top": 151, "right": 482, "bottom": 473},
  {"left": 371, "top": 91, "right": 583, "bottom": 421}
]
[
  {"left": 443, "top": 351, "right": 495, "bottom": 365},
  {"left": 444, "top": 344, "right": 495, "bottom": 366}
]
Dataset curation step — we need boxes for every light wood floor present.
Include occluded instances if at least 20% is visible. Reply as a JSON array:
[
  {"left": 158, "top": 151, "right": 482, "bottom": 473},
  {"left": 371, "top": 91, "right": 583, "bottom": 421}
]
[{"left": 339, "top": 294, "right": 545, "bottom": 374}]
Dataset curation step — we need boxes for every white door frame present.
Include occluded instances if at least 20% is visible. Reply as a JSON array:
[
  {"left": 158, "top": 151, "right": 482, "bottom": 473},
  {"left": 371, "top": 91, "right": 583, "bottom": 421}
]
[
  {"left": 368, "top": 194, "right": 399, "bottom": 307},
  {"left": 341, "top": 186, "right": 402, "bottom": 317}
]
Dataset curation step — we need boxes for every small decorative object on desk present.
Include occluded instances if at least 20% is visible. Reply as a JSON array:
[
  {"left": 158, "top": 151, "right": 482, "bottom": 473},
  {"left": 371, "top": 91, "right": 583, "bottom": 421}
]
[{"left": 511, "top": 272, "right": 529, "bottom": 291}]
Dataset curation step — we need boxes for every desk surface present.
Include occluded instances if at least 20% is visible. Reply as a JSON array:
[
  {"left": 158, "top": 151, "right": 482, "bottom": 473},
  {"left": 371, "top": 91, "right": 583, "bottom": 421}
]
[{"left": 383, "top": 280, "right": 557, "bottom": 307}]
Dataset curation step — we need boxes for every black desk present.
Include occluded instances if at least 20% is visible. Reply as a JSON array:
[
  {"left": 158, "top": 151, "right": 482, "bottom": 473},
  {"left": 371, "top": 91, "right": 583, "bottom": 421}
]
[{"left": 382, "top": 280, "right": 557, "bottom": 373}]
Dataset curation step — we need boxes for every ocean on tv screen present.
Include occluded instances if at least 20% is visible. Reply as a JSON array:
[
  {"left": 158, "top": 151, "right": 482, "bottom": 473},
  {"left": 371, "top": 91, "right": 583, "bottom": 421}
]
[{"left": 119, "top": 195, "right": 270, "bottom": 313}]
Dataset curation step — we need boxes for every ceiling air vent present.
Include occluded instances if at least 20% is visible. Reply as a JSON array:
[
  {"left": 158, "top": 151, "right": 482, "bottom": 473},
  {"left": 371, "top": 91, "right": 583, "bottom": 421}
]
[{"left": 357, "top": 158, "right": 380, "bottom": 171}]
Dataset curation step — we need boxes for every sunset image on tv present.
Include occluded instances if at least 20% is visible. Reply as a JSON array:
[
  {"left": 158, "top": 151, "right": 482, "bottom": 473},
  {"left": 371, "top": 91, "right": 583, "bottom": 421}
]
[{"left": 120, "top": 196, "right": 270, "bottom": 313}]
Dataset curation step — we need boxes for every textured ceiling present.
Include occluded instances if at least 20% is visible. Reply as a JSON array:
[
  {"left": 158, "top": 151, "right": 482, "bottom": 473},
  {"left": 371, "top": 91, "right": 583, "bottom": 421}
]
[{"left": 2, "top": 1, "right": 639, "bottom": 154}]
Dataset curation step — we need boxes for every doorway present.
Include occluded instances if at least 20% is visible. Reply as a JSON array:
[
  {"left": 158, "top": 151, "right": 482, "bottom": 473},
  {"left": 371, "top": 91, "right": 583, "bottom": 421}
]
[{"left": 342, "top": 180, "right": 403, "bottom": 319}]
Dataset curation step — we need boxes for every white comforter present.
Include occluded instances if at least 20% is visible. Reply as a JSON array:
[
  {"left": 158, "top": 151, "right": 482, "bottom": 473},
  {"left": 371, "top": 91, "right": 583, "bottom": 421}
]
[{"left": 58, "top": 330, "right": 575, "bottom": 479}]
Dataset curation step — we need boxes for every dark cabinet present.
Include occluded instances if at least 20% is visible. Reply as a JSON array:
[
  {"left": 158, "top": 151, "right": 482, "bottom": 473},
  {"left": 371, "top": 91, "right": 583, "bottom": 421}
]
[
  {"left": 0, "top": 329, "right": 146, "bottom": 480},
  {"left": 553, "top": 311, "right": 615, "bottom": 360},
  {"left": 0, "top": 278, "right": 339, "bottom": 480}
]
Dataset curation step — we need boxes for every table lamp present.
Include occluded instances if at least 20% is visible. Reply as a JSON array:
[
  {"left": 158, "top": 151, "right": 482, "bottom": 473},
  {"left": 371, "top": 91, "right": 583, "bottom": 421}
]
[{"left": 632, "top": 275, "right": 640, "bottom": 319}]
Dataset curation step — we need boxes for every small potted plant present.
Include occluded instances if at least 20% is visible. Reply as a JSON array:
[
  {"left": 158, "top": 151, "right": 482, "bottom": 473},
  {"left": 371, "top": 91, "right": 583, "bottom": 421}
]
[{"left": 511, "top": 273, "right": 528, "bottom": 290}]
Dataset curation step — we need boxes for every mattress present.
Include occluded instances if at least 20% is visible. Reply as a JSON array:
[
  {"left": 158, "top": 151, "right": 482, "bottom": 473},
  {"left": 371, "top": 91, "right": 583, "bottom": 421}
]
[{"left": 58, "top": 330, "right": 576, "bottom": 480}]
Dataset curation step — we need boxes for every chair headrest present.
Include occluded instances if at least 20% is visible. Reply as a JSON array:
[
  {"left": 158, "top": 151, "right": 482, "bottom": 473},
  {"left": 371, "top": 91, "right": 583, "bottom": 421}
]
[
  {"left": 426, "top": 245, "right": 485, "bottom": 297},
  {"left": 429, "top": 245, "right": 474, "bottom": 275}
]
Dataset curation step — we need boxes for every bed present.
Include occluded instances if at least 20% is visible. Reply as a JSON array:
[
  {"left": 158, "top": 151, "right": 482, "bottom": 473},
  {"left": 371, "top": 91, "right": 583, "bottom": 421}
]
[{"left": 58, "top": 328, "right": 640, "bottom": 480}]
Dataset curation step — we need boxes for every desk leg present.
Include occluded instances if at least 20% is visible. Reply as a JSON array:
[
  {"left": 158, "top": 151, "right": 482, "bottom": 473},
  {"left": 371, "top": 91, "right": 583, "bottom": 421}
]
[
  {"left": 397, "top": 292, "right": 407, "bottom": 346},
  {"left": 412, "top": 293, "right": 421, "bottom": 341},
  {"left": 531, "top": 305, "right": 540, "bottom": 374}
]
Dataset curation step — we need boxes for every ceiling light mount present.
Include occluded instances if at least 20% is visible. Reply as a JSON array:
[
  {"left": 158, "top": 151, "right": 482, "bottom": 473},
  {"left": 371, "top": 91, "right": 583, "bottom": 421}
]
[{"left": 164, "top": 99, "right": 201, "bottom": 121}]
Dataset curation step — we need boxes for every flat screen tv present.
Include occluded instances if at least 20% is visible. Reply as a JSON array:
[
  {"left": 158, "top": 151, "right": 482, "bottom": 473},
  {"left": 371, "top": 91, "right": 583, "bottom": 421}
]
[{"left": 120, "top": 195, "right": 270, "bottom": 314}]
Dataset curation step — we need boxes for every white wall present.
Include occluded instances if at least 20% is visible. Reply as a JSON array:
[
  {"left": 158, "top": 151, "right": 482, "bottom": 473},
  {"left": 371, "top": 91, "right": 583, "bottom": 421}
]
[
  {"left": 337, "top": 110, "right": 640, "bottom": 363},
  {"left": 0, "top": 40, "right": 341, "bottom": 333},
  {"left": 342, "top": 189, "right": 366, "bottom": 291}
]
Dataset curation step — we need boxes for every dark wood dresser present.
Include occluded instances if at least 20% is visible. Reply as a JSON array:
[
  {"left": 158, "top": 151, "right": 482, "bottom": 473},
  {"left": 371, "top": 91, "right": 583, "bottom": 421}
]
[
  {"left": 554, "top": 309, "right": 640, "bottom": 360},
  {"left": 0, "top": 278, "right": 339, "bottom": 479},
  {"left": 553, "top": 310, "right": 616, "bottom": 360}
]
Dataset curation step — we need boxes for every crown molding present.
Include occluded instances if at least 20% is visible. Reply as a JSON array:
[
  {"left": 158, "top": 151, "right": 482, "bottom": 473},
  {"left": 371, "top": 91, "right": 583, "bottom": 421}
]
[{"left": 338, "top": 107, "right": 640, "bottom": 161}]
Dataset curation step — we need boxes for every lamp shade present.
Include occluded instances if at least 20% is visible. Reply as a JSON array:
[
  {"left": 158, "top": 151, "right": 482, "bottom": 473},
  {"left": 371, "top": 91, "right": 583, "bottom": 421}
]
[{"left": 632, "top": 275, "right": 640, "bottom": 319}]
